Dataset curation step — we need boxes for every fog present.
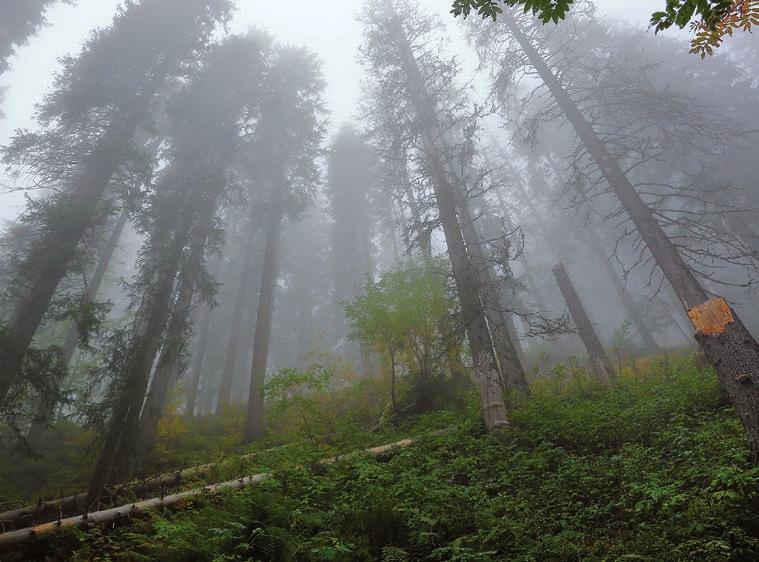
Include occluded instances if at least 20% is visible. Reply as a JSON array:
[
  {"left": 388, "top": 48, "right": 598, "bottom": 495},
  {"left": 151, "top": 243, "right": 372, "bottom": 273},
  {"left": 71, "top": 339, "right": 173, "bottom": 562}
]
[{"left": 0, "top": 0, "right": 758, "bottom": 555}]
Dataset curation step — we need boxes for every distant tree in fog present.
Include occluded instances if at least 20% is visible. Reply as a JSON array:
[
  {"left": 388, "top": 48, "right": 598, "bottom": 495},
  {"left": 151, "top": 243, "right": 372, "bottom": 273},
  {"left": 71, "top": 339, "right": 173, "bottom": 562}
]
[{"left": 243, "top": 46, "right": 327, "bottom": 443}]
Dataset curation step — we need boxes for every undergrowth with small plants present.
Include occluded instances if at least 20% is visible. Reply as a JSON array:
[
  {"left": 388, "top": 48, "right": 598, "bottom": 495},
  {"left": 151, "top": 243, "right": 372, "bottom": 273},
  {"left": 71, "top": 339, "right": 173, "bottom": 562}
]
[{"left": 6, "top": 354, "right": 759, "bottom": 561}]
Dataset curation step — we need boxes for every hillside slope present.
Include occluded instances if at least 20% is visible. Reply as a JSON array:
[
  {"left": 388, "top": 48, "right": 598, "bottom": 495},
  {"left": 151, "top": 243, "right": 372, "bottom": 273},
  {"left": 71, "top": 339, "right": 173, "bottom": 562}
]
[{"left": 7, "top": 356, "right": 759, "bottom": 561}]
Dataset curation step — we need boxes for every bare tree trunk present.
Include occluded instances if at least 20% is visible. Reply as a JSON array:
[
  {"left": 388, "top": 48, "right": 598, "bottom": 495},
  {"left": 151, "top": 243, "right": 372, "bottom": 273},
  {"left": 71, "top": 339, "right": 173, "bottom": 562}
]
[
  {"left": 129, "top": 248, "right": 207, "bottom": 475},
  {"left": 185, "top": 303, "right": 213, "bottom": 417},
  {"left": 457, "top": 197, "right": 529, "bottom": 397},
  {"left": 552, "top": 262, "right": 615, "bottom": 382},
  {"left": 508, "top": 15, "right": 759, "bottom": 456},
  {"left": 27, "top": 207, "right": 129, "bottom": 442},
  {"left": 585, "top": 227, "right": 662, "bottom": 354},
  {"left": 217, "top": 219, "right": 258, "bottom": 413},
  {"left": 0, "top": 71, "right": 164, "bottom": 403},
  {"left": 389, "top": 9, "right": 508, "bottom": 429},
  {"left": 538, "top": 153, "right": 661, "bottom": 355},
  {"left": 244, "top": 188, "right": 286, "bottom": 443}
]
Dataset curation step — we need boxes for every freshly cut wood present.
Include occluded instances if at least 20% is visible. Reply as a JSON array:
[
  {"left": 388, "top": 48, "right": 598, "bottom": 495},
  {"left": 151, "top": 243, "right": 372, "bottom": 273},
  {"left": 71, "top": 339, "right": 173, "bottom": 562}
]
[{"left": 0, "top": 434, "right": 434, "bottom": 549}]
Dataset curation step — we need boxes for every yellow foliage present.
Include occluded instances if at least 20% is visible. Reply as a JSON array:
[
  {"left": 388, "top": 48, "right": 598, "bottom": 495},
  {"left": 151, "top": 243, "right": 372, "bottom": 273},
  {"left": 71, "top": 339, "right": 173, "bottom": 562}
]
[{"left": 690, "top": 0, "right": 759, "bottom": 57}]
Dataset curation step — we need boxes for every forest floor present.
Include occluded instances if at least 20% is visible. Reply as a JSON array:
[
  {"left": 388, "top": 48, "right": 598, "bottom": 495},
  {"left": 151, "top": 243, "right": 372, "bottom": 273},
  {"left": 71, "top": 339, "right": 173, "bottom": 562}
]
[{"left": 4, "top": 355, "right": 759, "bottom": 561}]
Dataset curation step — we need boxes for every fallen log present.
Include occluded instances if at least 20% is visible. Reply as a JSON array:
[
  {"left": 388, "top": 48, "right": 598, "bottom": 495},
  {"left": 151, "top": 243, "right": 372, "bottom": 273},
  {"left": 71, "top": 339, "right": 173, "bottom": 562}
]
[
  {"left": 0, "top": 434, "right": 427, "bottom": 549},
  {"left": 0, "top": 438, "right": 310, "bottom": 528}
]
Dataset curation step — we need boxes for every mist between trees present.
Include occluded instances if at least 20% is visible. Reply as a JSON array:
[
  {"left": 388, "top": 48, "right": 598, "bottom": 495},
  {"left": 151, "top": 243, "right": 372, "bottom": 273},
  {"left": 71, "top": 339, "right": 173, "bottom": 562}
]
[{"left": 0, "top": 0, "right": 758, "bottom": 556}]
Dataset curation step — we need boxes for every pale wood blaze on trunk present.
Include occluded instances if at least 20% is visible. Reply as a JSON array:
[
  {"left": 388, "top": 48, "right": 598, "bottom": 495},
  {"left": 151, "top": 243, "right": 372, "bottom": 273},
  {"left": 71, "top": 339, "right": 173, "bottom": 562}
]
[{"left": 687, "top": 297, "right": 734, "bottom": 337}]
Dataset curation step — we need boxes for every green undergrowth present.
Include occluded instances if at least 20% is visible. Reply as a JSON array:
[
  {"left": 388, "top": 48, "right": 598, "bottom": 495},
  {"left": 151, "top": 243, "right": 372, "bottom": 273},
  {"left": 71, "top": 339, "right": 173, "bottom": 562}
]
[
  {"left": 8, "top": 354, "right": 759, "bottom": 561},
  {"left": 0, "top": 393, "right": 454, "bottom": 507}
]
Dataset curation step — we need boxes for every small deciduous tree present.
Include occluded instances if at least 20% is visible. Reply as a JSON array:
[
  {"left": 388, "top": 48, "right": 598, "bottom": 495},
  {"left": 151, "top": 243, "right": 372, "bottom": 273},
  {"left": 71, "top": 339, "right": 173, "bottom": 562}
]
[{"left": 347, "top": 259, "right": 466, "bottom": 415}]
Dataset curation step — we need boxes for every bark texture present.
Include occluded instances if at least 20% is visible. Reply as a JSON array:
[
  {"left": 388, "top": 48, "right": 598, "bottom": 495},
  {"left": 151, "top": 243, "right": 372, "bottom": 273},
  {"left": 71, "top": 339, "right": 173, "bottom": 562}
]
[{"left": 457, "top": 198, "right": 529, "bottom": 397}]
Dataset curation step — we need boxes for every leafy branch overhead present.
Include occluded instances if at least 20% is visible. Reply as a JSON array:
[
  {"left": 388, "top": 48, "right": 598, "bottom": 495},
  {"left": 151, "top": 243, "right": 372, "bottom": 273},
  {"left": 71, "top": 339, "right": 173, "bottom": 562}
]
[{"left": 450, "top": 0, "right": 759, "bottom": 55}]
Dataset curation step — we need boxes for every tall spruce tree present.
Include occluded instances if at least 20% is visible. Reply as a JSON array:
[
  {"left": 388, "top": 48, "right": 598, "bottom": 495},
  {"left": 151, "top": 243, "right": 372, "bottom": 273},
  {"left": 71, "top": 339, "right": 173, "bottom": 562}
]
[
  {"left": 0, "top": 0, "right": 234, "bottom": 409},
  {"left": 86, "top": 32, "right": 270, "bottom": 502},
  {"left": 243, "top": 46, "right": 327, "bottom": 443},
  {"left": 359, "top": 0, "right": 511, "bottom": 430}
]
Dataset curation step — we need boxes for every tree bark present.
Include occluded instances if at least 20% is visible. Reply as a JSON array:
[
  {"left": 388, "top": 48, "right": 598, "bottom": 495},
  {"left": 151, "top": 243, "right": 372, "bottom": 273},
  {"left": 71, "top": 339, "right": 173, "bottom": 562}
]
[
  {"left": 129, "top": 254, "right": 203, "bottom": 476},
  {"left": 552, "top": 262, "right": 615, "bottom": 383},
  {"left": 388, "top": 9, "right": 508, "bottom": 430},
  {"left": 85, "top": 261, "right": 178, "bottom": 507},
  {"left": 87, "top": 175, "right": 218, "bottom": 505},
  {"left": 508, "top": 15, "right": 759, "bottom": 455},
  {"left": 244, "top": 188, "right": 286, "bottom": 443}
]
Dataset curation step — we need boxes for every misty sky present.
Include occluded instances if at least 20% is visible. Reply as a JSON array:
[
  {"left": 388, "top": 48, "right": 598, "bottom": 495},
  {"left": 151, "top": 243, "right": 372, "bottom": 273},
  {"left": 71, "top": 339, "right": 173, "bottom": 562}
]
[{"left": 0, "top": 0, "right": 673, "bottom": 221}]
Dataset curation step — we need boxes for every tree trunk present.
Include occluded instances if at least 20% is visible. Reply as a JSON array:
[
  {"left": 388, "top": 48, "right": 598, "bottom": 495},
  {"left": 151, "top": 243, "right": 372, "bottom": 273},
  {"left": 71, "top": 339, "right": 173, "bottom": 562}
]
[
  {"left": 217, "top": 219, "right": 259, "bottom": 413},
  {"left": 0, "top": 73, "right": 163, "bottom": 403},
  {"left": 184, "top": 303, "right": 213, "bottom": 417},
  {"left": 400, "top": 151, "right": 432, "bottom": 261},
  {"left": 244, "top": 188, "right": 286, "bottom": 443},
  {"left": 538, "top": 152, "right": 661, "bottom": 355},
  {"left": 129, "top": 255, "right": 203, "bottom": 476},
  {"left": 508, "top": 15, "right": 759, "bottom": 455},
  {"left": 85, "top": 262, "right": 177, "bottom": 508},
  {"left": 427, "top": 155, "right": 510, "bottom": 432},
  {"left": 0, "top": 434, "right": 436, "bottom": 549},
  {"left": 552, "top": 262, "right": 615, "bottom": 383},
  {"left": 389, "top": 10, "right": 508, "bottom": 430},
  {"left": 457, "top": 197, "right": 529, "bottom": 397},
  {"left": 27, "top": 207, "right": 129, "bottom": 442},
  {"left": 86, "top": 176, "right": 217, "bottom": 505}
]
